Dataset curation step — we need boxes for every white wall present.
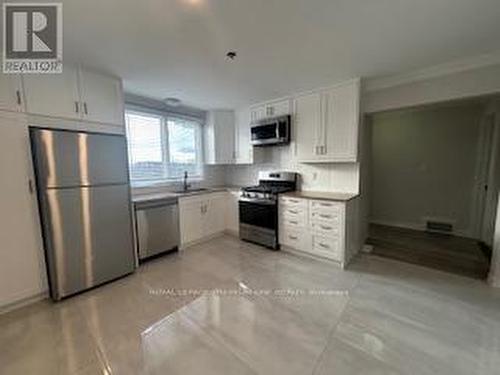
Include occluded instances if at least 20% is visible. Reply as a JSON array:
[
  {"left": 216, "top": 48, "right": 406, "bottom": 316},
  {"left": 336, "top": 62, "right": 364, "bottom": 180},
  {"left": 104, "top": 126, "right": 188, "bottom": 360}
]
[
  {"left": 364, "top": 63, "right": 500, "bottom": 113},
  {"left": 370, "top": 103, "right": 484, "bottom": 236},
  {"left": 224, "top": 145, "right": 359, "bottom": 193},
  {"left": 488, "top": 193, "right": 500, "bottom": 287},
  {"left": 480, "top": 101, "right": 500, "bottom": 246}
]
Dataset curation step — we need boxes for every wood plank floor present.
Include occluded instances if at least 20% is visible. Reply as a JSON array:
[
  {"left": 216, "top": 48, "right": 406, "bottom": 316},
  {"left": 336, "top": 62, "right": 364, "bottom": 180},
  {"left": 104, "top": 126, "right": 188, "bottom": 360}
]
[{"left": 367, "top": 224, "right": 490, "bottom": 280}]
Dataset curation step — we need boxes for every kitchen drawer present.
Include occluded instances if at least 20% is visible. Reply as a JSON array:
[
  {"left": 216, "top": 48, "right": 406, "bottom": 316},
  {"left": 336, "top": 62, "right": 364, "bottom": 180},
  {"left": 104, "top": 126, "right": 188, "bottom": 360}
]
[
  {"left": 280, "top": 215, "right": 306, "bottom": 228},
  {"left": 280, "top": 196, "right": 307, "bottom": 209},
  {"left": 280, "top": 205, "right": 307, "bottom": 222},
  {"left": 310, "top": 200, "right": 343, "bottom": 214},
  {"left": 311, "top": 221, "right": 342, "bottom": 237},
  {"left": 312, "top": 235, "right": 342, "bottom": 261},
  {"left": 280, "top": 227, "right": 309, "bottom": 250},
  {"left": 310, "top": 210, "right": 342, "bottom": 226}
]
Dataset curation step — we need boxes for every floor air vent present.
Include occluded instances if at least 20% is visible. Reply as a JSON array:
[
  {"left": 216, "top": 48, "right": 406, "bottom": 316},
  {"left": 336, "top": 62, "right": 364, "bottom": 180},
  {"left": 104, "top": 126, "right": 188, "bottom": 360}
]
[{"left": 426, "top": 220, "right": 453, "bottom": 233}]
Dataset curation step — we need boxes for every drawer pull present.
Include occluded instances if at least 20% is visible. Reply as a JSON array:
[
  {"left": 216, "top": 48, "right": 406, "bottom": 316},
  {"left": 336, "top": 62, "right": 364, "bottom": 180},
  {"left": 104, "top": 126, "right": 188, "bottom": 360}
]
[
  {"left": 289, "top": 235, "right": 298, "bottom": 240},
  {"left": 318, "top": 202, "right": 333, "bottom": 207},
  {"left": 318, "top": 243, "right": 330, "bottom": 249},
  {"left": 288, "top": 220, "right": 299, "bottom": 225},
  {"left": 319, "top": 214, "right": 332, "bottom": 219},
  {"left": 287, "top": 209, "right": 299, "bottom": 214},
  {"left": 320, "top": 225, "right": 332, "bottom": 230},
  {"left": 289, "top": 199, "right": 300, "bottom": 203}
]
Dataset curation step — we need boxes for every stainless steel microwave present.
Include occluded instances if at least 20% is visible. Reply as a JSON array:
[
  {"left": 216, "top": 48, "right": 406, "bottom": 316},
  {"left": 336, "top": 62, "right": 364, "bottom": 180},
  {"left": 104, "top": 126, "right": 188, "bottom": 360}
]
[{"left": 250, "top": 115, "right": 291, "bottom": 146}]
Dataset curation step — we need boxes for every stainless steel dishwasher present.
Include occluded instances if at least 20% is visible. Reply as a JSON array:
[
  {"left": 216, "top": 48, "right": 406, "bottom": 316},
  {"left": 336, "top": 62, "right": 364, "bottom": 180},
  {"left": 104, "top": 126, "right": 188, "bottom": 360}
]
[{"left": 135, "top": 198, "right": 180, "bottom": 261}]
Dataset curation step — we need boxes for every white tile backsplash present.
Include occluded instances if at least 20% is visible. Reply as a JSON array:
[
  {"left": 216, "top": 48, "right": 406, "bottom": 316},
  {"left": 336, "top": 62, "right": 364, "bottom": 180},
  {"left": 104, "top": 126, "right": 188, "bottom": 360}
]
[
  {"left": 223, "top": 145, "right": 359, "bottom": 193},
  {"left": 131, "top": 146, "right": 359, "bottom": 195},
  {"left": 131, "top": 165, "right": 226, "bottom": 195}
]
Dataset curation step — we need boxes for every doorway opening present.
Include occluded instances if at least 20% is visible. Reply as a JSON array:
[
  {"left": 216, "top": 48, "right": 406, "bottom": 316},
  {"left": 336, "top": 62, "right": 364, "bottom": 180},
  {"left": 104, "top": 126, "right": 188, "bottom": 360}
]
[{"left": 365, "top": 96, "right": 500, "bottom": 279}]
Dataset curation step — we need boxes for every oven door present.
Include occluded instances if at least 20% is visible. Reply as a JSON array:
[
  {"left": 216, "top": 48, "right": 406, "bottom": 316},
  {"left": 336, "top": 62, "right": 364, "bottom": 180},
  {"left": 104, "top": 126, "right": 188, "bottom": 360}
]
[{"left": 239, "top": 199, "right": 278, "bottom": 249}]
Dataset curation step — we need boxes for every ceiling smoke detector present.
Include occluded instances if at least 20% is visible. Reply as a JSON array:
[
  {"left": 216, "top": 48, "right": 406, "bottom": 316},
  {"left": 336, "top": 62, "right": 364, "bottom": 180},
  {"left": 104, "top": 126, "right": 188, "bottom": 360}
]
[
  {"left": 164, "top": 97, "right": 182, "bottom": 107},
  {"left": 226, "top": 51, "right": 237, "bottom": 60}
]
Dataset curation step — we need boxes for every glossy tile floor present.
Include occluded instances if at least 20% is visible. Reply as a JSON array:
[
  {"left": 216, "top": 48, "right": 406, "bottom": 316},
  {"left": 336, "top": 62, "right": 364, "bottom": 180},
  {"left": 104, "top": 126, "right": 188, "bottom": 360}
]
[{"left": 1, "top": 235, "right": 500, "bottom": 375}]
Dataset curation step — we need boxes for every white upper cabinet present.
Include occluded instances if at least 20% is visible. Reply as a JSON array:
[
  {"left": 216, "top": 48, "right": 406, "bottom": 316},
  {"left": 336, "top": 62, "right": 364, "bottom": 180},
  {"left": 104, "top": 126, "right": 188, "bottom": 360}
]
[
  {"left": 79, "top": 69, "right": 124, "bottom": 126},
  {"left": 267, "top": 99, "right": 291, "bottom": 117},
  {"left": 250, "top": 105, "right": 266, "bottom": 122},
  {"left": 322, "top": 80, "right": 360, "bottom": 161},
  {"left": 0, "top": 74, "right": 24, "bottom": 112},
  {"left": 294, "top": 79, "right": 360, "bottom": 163},
  {"left": 294, "top": 92, "right": 321, "bottom": 161},
  {"left": 204, "top": 110, "right": 235, "bottom": 165},
  {"left": 23, "top": 65, "right": 81, "bottom": 120},
  {"left": 21, "top": 64, "right": 124, "bottom": 127},
  {"left": 250, "top": 99, "right": 291, "bottom": 122},
  {"left": 234, "top": 107, "right": 253, "bottom": 164}
]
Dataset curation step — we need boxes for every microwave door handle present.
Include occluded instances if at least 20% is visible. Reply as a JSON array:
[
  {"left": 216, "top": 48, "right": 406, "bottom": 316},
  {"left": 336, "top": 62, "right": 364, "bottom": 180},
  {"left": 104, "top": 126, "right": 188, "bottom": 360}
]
[{"left": 275, "top": 120, "right": 280, "bottom": 139}]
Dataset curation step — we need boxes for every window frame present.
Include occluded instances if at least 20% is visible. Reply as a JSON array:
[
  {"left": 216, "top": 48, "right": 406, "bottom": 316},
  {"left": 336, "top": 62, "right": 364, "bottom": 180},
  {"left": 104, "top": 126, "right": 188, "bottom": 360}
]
[{"left": 124, "top": 108, "right": 204, "bottom": 186}]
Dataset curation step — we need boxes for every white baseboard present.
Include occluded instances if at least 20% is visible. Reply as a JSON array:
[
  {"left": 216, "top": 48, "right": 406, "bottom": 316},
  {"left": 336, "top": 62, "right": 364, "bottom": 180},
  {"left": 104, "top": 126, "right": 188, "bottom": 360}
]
[
  {"left": 224, "top": 229, "right": 239, "bottom": 238},
  {"left": 362, "top": 244, "right": 373, "bottom": 253},
  {"left": 281, "top": 245, "right": 344, "bottom": 268},
  {"left": 0, "top": 291, "right": 48, "bottom": 315},
  {"left": 179, "top": 231, "right": 226, "bottom": 250}
]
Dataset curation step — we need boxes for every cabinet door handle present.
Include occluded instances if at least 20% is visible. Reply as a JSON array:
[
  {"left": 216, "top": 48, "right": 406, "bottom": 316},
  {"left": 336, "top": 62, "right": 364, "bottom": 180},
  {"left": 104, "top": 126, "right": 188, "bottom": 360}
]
[
  {"left": 287, "top": 209, "right": 298, "bottom": 214},
  {"left": 16, "top": 90, "right": 22, "bottom": 106},
  {"left": 74, "top": 101, "right": 79, "bottom": 113},
  {"left": 289, "top": 220, "right": 299, "bottom": 225},
  {"left": 83, "top": 102, "right": 88, "bottom": 115},
  {"left": 319, "top": 214, "right": 332, "bottom": 219},
  {"left": 318, "top": 243, "right": 330, "bottom": 249},
  {"left": 320, "top": 225, "right": 332, "bottom": 230},
  {"left": 289, "top": 235, "right": 298, "bottom": 240}
]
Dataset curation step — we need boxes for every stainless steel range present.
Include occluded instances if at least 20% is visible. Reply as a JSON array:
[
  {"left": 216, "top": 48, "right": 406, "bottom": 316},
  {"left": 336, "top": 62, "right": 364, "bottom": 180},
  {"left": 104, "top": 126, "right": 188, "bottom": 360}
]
[{"left": 239, "top": 171, "right": 297, "bottom": 249}]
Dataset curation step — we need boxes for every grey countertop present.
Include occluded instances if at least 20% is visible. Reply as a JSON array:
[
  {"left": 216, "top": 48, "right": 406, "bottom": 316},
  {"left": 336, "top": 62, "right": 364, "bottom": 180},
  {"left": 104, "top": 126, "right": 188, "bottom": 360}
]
[
  {"left": 131, "top": 186, "right": 242, "bottom": 204},
  {"left": 282, "top": 191, "right": 359, "bottom": 202}
]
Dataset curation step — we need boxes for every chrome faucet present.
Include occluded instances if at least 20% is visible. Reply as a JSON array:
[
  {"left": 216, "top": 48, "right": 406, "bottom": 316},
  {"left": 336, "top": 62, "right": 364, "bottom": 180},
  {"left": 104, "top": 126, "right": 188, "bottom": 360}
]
[{"left": 183, "top": 171, "right": 191, "bottom": 191}]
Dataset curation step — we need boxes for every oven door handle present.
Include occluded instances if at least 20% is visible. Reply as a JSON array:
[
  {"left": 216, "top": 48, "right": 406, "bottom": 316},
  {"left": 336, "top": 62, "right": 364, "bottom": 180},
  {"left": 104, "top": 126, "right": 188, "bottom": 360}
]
[{"left": 239, "top": 197, "right": 276, "bottom": 205}]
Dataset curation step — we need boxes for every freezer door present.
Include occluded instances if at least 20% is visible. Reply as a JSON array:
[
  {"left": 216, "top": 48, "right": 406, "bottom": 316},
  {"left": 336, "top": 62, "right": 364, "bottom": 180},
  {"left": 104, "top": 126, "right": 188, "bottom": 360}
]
[
  {"left": 39, "top": 184, "right": 135, "bottom": 300},
  {"left": 30, "top": 128, "right": 129, "bottom": 188}
]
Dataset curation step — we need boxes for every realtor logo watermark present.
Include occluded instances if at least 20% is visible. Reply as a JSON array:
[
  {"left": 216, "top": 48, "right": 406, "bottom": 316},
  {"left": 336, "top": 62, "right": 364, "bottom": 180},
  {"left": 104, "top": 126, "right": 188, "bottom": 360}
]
[{"left": 3, "top": 3, "right": 62, "bottom": 73}]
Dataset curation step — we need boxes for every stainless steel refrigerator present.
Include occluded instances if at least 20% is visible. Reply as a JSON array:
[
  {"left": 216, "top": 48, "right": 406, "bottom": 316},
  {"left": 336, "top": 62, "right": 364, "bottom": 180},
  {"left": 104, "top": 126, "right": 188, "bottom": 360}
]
[{"left": 30, "top": 128, "right": 136, "bottom": 300}]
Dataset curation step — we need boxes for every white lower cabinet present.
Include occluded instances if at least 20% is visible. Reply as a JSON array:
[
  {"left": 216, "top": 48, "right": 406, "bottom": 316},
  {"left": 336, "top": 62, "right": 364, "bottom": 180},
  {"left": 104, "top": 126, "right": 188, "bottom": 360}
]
[
  {"left": 179, "top": 192, "right": 227, "bottom": 247},
  {"left": 225, "top": 190, "right": 240, "bottom": 235},
  {"left": 279, "top": 196, "right": 359, "bottom": 267}
]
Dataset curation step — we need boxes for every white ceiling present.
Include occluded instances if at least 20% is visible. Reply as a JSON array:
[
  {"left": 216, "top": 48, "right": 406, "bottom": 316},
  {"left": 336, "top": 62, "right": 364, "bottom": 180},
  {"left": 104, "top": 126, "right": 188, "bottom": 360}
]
[{"left": 60, "top": 0, "right": 500, "bottom": 110}]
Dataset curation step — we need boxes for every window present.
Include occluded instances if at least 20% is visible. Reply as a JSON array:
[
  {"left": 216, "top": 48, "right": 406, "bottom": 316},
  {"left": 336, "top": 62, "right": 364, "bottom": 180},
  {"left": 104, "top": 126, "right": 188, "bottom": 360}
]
[{"left": 125, "top": 110, "right": 203, "bottom": 183}]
